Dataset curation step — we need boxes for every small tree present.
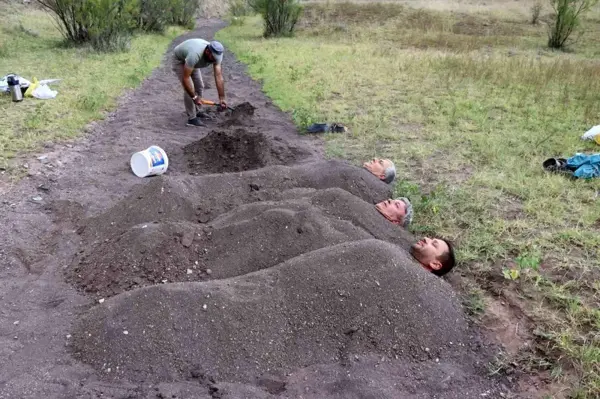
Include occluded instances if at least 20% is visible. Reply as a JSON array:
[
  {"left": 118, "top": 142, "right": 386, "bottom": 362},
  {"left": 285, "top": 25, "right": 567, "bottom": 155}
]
[
  {"left": 250, "top": 0, "right": 302, "bottom": 37},
  {"left": 547, "top": 0, "right": 598, "bottom": 49}
]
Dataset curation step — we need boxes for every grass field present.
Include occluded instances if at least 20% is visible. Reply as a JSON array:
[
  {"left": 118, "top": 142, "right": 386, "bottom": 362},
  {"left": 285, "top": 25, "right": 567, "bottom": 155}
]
[
  {"left": 218, "top": 2, "right": 600, "bottom": 397},
  {"left": 0, "top": 3, "right": 184, "bottom": 171}
]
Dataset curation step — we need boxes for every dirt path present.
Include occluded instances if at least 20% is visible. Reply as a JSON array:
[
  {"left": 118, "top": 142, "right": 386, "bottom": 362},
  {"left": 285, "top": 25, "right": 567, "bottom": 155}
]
[{"left": 0, "top": 20, "right": 510, "bottom": 398}]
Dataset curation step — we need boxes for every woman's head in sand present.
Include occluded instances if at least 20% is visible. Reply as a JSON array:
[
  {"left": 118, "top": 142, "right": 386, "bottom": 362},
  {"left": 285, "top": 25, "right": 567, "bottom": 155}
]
[
  {"left": 375, "top": 197, "right": 412, "bottom": 227},
  {"left": 363, "top": 158, "right": 396, "bottom": 184},
  {"left": 410, "top": 237, "right": 456, "bottom": 276}
]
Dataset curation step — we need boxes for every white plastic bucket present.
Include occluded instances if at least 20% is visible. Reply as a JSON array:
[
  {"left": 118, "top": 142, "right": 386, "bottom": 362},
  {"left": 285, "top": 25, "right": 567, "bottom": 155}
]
[{"left": 130, "top": 145, "right": 169, "bottom": 178}]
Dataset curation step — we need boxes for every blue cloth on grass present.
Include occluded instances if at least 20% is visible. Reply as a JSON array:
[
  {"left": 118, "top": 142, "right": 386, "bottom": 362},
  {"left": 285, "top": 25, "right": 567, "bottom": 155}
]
[{"left": 566, "top": 153, "right": 600, "bottom": 179}]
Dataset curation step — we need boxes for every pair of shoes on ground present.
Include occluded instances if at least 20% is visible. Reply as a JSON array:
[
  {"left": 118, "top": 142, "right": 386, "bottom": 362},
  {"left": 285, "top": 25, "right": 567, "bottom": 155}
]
[
  {"left": 305, "top": 123, "right": 348, "bottom": 134},
  {"left": 542, "top": 157, "right": 575, "bottom": 177},
  {"left": 186, "top": 111, "right": 216, "bottom": 127}
]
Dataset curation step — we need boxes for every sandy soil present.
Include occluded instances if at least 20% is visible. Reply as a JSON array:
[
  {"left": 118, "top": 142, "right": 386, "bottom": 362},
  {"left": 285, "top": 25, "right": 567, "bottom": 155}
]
[{"left": 0, "top": 19, "right": 511, "bottom": 398}]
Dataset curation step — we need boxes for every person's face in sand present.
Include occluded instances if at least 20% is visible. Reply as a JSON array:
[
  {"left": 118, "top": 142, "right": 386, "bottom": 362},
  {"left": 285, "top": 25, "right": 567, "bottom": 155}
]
[
  {"left": 363, "top": 158, "right": 394, "bottom": 181},
  {"left": 375, "top": 199, "right": 406, "bottom": 225},
  {"left": 410, "top": 237, "right": 451, "bottom": 274}
]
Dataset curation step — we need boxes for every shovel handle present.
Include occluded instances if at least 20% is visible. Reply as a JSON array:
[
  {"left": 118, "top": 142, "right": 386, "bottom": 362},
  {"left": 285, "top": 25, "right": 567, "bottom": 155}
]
[
  {"left": 200, "top": 99, "right": 234, "bottom": 111},
  {"left": 199, "top": 99, "right": 218, "bottom": 106}
]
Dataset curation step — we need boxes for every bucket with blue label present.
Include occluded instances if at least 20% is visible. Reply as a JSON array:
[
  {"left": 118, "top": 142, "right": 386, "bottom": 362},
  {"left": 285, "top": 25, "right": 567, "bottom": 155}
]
[{"left": 130, "top": 145, "right": 169, "bottom": 178}]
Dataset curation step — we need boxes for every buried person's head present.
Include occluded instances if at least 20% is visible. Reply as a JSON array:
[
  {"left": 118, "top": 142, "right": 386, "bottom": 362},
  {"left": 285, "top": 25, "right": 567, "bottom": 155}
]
[
  {"left": 410, "top": 237, "right": 456, "bottom": 276},
  {"left": 363, "top": 158, "right": 396, "bottom": 184},
  {"left": 375, "top": 197, "right": 412, "bottom": 227}
]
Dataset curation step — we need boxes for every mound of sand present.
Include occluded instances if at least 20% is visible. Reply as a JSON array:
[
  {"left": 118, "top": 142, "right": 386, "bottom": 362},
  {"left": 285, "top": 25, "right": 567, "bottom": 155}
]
[
  {"left": 70, "top": 161, "right": 391, "bottom": 242},
  {"left": 76, "top": 178, "right": 196, "bottom": 243},
  {"left": 212, "top": 188, "right": 414, "bottom": 249},
  {"left": 176, "top": 160, "right": 392, "bottom": 221},
  {"left": 183, "top": 128, "right": 305, "bottom": 174},
  {"left": 67, "top": 204, "right": 372, "bottom": 298},
  {"left": 72, "top": 239, "right": 468, "bottom": 383}
]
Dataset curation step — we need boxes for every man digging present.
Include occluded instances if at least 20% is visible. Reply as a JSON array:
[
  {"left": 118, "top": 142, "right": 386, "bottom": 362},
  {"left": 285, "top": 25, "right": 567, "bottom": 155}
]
[{"left": 172, "top": 38, "right": 227, "bottom": 127}]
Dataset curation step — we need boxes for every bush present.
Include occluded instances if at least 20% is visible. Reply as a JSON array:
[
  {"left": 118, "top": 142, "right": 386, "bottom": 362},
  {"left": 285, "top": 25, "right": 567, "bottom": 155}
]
[
  {"left": 87, "top": 0, "right": 138, "bottom": 52},
  {"left": 229, "top": 0, "right": 252, "bottom": 16},
  {"left": 250, "top": 0, "right": 302, "bottom": 37},
  {"left": 136, "top": 0, "right": 201, "bottom": 32},
  {"left": 547, "top": 0, "right": 598, "bottom": 49},
  {"left": 169, "top": 0, "right": 200, "bottom": 29},
  {"left": 36, "top": 0, "right": 137, "bottom": 51},
  {"left": 35, "top": 0, "right": 92, "bottom": 43},
  {"left": 36, "top": 0, "right": 200, "bottom": 51},
  {"left": 138, "top": 0, "right": 172, "bottom": 33},
  {"left": 531, "top": 1, "right": 543, "bottom": 24}
]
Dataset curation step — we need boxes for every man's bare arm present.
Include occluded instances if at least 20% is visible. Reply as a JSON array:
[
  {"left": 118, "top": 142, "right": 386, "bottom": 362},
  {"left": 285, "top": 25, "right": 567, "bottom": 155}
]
[
  {"left": 214, "top": 63, "right": 226, "bottom": 103},
  {"left": 182, "top": 65, "right": 197, "bottom": 99}
]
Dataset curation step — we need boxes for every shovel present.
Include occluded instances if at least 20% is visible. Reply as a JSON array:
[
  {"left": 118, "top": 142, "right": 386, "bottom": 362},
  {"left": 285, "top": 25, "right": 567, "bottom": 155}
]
[{"left": 199, "top": 99, "right": 235, "bottom": 112}]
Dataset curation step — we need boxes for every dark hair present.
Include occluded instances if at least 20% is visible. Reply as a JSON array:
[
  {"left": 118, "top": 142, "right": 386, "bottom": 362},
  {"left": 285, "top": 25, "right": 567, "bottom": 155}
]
[{"left": 432, "top": 239, "right": 456, "bottom": 276}]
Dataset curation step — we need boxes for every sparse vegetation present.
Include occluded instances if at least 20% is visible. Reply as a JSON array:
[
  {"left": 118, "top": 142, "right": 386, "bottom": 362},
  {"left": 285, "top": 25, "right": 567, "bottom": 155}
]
[
  {"left": 547, "top": 0, "right": 599, "bottom": 49},
  {"left": 531, "top": 1, "right": 543, "bottom": 24},
  {"left": 218, "top": 2, "right": 600, "bottom": 396}
]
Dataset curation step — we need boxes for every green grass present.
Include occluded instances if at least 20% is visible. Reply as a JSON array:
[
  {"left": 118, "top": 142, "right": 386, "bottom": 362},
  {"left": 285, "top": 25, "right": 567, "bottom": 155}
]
[
  {"left": 0, "top": 4, "right": 185, "bottom": 170},
  {"left": 218, "top": 3, "right": 600, "bottom": 397}
]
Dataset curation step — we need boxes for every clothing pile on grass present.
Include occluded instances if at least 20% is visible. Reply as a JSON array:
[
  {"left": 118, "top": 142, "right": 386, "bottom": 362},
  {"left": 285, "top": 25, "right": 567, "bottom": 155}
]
[
  {"left": 543, "top": 126, "right": 600, "bottom": 179},
  {"left": 543, "top": 153, "right": 600, "bottom": 179}
]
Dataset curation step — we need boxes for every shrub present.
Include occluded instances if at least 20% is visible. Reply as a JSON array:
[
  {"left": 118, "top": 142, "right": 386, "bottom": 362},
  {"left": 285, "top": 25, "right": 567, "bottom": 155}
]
[
  {"left": 531, "top": 1, "right": 543, "bottom": 24},
  {"left": 36, "top": 0, "right": 137, "bottom": 51},
  {"left": 35, "top": 0, "right": 93, "bottom": 43},
  {"left": 229, "top": 0, "right": 252, "bottom": 16},
  {"left": 547, "top": 0, "right": 598, "bottom": 49},
  {"left": 169, "top": 0, "right": 200, "bottom": 29},
  {"left": 36, "top": 0, "right": 200, "bottom": 51},
  {"left": 87, "top": 0, "right": 138, "bottom": 52},
  {"left": 250, "top": 0, "right": 302, "bottom": 37},
  {"left": 137, "top": 0, "right": 172, "bottom": 33}
]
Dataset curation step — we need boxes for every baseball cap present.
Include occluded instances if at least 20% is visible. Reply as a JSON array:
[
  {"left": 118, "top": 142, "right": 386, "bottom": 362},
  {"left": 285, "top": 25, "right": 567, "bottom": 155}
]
[{"left": 208, "top": 41, "right": 224, "bottom": 64}]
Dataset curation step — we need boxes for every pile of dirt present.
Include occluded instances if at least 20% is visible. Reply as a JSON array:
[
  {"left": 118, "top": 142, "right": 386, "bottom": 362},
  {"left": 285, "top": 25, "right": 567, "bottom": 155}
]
[
  {"left": 67, "top": 205, "right": 372, "bottom": 298},
  {"left": 183, "top": 128, "right": 301, "bottom": 174},
  {"left": 210, "top": 188, "right": 414, "bottom": 249},
  {"left": 72, "top": 240, "right": 470, "bottom": 383},
  {"left": 150, "top": 161, "right": 391, "bottom": 223},
  {"left": 292, "top": 159, "right": 393, "bottom": 204},
  {"left": 229, "top": 101, "right": 256, "bottom": 120},
  {"left": 68, "top": 222, "right": 206, "bottom": 297},
  {"left": 76, "top": 178, "right": 197, "bottom": 244}
]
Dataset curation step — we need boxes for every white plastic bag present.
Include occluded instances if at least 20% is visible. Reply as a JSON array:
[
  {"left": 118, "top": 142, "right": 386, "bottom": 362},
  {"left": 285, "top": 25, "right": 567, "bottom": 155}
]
[
  {"left": 39, "top": 79, "right": 61, "bottom": 86},
  {"left": 32, "top": 84, "right": 57, "bottom": 99},
  {"left": 582, "top": 125, "right": 600, "bottom": 141}
]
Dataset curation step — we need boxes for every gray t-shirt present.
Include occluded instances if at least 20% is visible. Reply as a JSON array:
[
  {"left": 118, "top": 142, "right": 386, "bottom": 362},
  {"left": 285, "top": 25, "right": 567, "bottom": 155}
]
[{"left": 173, "top": 39, "right": 223, "bottom": 69}]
